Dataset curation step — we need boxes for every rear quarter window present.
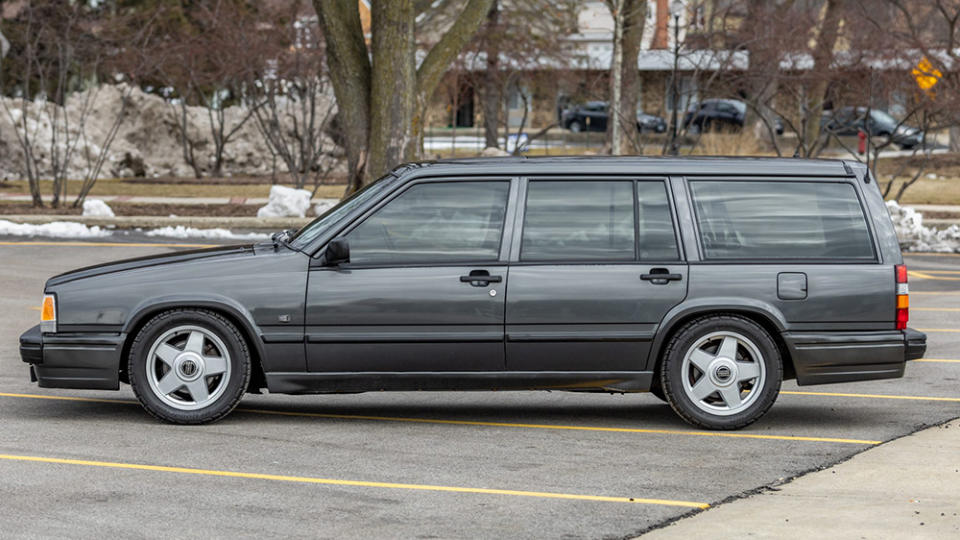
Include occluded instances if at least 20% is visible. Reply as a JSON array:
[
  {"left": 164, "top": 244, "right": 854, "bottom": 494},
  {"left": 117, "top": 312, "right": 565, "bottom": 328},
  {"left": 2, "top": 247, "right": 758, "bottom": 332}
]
[{"left": 689, "top": 180, "right": 875, "bottom": 260}]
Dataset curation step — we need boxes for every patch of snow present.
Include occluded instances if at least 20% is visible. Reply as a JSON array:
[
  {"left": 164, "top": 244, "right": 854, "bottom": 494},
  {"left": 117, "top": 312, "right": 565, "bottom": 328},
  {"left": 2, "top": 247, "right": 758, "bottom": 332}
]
[
  {"left": 314, "top": 199, "right": 337, "bottom": 216},
  {"left": 82, "top": 199, "right": 115, "bottom": 217},
  {"left": 257, "top": 185, "right": 312, "bottom": 218},
  {"left": 480, "top": 146, "right": 510, "bottom": 157},
  {"left": 144, "top": 226, "right": 269, "bottom": 241},
  {"left": 886, "top": 200, "right": 960, "bottom": 253},
  {"left": 0, "top": 219, "right": 111, "bottom": 238}
]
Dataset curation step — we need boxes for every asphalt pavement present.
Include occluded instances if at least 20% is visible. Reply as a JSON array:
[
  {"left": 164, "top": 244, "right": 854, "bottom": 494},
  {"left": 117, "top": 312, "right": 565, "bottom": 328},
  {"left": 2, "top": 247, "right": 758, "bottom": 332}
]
[{"left": 0, "top": 237, "right": 958, "bottom": 538}]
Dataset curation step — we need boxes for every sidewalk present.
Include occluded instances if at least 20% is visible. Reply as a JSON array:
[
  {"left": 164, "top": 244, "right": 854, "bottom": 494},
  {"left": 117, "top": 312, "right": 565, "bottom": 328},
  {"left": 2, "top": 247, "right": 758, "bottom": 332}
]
[{"left": 642, "top": 418, "right": 960, "bottom": 538}]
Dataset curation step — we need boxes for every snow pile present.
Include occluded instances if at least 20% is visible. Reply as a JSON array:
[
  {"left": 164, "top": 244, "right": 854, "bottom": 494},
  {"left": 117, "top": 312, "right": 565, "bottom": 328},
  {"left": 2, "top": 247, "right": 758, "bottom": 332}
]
[
  {"left": 313, "top": 199, "right": 337, "bottom": 216},
  {"left": 82, "top": 199, "right": 115, "bottom": 217},
  {"left": 0, "top": 219, "right": 111, "bottom": 238},
  {"left": 257, "top": 185, "right": 312, "bottom": 218},
  {"left": 0, "top": 84, "right": 340, "bottom": 180},
  {"left": 886, "top": 201, "right": 960, "bottom": 253},
  {"left": 144, "top": 226, "right": 269, "bottom": 241}
]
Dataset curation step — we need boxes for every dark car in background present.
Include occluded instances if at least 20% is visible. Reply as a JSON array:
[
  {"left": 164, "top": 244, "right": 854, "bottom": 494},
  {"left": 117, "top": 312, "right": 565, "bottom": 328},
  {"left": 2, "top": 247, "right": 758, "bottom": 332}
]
[
  {"left": 683, "top": 99, "right": 784, "bottom": 135},
  {"left": 20, "top": 157, "right": 925, "bottom": 429},
  {"left": 821, "top": 107, "right": 925, "bottom": 149},
  {"left": 562, "top": 101, "right": 667, "bottom": 134}
]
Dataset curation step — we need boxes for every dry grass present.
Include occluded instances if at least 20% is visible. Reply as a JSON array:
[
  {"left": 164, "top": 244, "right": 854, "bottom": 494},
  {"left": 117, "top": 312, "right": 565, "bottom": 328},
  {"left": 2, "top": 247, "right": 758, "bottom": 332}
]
[
  {"left": 687, "top": 132, "right": 772, "bottom": 156},
  {"left": 877, "top": 177, "right": 960, "bottom": 205}
]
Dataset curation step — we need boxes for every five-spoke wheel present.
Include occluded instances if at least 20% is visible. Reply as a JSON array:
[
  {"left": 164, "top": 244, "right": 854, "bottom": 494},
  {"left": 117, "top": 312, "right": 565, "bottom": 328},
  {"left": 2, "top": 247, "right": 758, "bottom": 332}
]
[
  {"left": 129, "top": 309, "right": 250, "bottom": 424},
  {"left": 660, "top": 315, "right": 782, "bottom": 429}
]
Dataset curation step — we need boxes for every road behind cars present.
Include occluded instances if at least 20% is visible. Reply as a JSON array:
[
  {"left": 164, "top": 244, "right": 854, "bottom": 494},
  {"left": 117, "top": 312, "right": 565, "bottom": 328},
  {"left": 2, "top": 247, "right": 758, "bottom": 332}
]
[{"left": 0, "top": 238, "right": 958, "bottom": 538}]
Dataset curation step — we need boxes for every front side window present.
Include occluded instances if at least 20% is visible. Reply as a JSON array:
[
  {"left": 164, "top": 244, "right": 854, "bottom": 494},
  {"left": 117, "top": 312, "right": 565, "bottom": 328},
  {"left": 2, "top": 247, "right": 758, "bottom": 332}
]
[
  {"left": 521, "top": 181, "right": 635, "bottom": 261},
  {"left": 689, "top": 180, "right": 874, "bottom": 260},
  {"left": 345, "top": 181, "right": 509, "bottom": 265}
]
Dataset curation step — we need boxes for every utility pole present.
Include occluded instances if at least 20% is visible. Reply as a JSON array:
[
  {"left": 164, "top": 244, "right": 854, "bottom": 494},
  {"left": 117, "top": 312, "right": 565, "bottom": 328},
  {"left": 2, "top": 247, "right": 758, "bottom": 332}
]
[{"left": 669, "top": 1, "right": 683, "bottom": 156}]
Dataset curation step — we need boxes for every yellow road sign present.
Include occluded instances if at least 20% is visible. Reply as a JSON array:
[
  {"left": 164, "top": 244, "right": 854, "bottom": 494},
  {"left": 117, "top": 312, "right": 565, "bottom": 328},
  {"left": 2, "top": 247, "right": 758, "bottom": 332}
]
[{"left": 912, "top": 56, "right": 942, "bottom": 91}]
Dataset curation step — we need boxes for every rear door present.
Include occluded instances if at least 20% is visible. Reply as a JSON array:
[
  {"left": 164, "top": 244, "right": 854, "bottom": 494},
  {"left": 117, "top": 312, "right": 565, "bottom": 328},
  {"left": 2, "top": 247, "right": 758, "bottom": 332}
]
[{"left": 504, "top": 178, "right": 688, "bottom": 372}]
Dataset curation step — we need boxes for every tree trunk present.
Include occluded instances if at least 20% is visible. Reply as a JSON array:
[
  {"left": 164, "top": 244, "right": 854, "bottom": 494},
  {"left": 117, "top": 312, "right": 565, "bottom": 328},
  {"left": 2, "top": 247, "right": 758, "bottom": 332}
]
[
  {"left": 950, "top": 126, "right": 960, "bottom": 153},
  {"left": 367, "top": 0, "right": 416, "bottom": 181},
  {"left": 481, "top": 1, "right": 501, "bottom": 148},
  {"left": 314, "top": 0, "right": 372, "bottom": 194},
  {"left": 606, "top": 0, "right": 645, "bottom": 154},
  {"left": 801, "top": 0, "right": 842, "bottom": 156}
]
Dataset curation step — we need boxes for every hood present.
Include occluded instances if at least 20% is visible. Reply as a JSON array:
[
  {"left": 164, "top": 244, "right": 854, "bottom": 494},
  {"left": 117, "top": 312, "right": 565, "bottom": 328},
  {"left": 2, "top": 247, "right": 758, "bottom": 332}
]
[{"left": 46, "top": 244, "right": 256, "bottom": 287}]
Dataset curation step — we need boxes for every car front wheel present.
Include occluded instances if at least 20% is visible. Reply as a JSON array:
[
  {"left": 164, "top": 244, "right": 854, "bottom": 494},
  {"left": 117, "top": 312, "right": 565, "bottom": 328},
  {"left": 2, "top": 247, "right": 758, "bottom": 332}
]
[
  {"left": 660, "top": 314, "right": 782, "bottom": 429},
  {"left": 129, "top": 309, "right": 251, "bottom": 424},
  {"left": 568, "top": 120, "right": 582, "bottom": 133}
]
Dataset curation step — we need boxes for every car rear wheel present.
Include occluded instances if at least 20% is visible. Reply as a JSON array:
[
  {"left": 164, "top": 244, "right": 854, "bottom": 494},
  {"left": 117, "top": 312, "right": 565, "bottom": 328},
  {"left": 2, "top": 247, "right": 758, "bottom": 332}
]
[
  {"left": 660, "top": 315, "right": 782, "bottom": 429},
  {"left": 129, "top": 309, "right": 250, "bottom": 424}
]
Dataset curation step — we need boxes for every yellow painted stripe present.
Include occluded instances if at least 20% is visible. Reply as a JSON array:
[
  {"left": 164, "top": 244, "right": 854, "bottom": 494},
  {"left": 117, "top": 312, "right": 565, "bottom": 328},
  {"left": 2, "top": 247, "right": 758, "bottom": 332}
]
[
  {"left": 911, "top": 270, "right": 960, "bottom": 274},
  {"left": 912, "top": 307, "right": 960, "bottom": 312},
  {"left": 905, "top": 252, "right": 960, "bottom": 257},
  {"left": 0, "top": 241, "right": 216, "bottom": 248},
  {"left": 917, "top": 328, "right": 960, "bottom": 333},
  {"left": 28, "top": 306, "right": 41, "bottom": 311},
  {"left": 0, "top": 392, "right": 879, "bottom": 445},
  {"left": 782, "top": 390, "right": 960, "bottom": 403},
  {"left": 0, "top": 453, "right": 708, "bottom": 508},
  {"left": 915, "top": 358, "right": 960, "bottom": 363},
  {"left": 910, "top": 291, "right": 960, "bottom": 295},
  {"left": 908, "top": 271, "right": 960, "bottom": 281}
]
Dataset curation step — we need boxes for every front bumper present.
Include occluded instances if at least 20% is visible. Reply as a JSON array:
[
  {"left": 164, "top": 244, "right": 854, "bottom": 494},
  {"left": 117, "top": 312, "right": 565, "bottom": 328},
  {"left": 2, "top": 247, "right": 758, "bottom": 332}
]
[
  {"left": 19, "top": 324, "right": 124, "bottom": 390},
  {"left": 785, "top": 328, "right": 926, "bottom": 386}
]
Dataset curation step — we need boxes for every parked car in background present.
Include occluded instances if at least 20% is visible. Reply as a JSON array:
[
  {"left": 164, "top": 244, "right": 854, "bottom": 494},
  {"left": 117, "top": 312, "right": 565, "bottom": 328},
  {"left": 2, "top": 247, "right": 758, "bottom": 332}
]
[
  {"left": 562, "top": 101, "right": 667, "bottom": 134},
  {"left": 821, "top": 107, "right": 925, "bottom": 149},
  {"left": 21, "top": 157, "right": 925, "bottom": 429},
  {"left": 683, "top": 99, "right": 784, "bottom": 135}
]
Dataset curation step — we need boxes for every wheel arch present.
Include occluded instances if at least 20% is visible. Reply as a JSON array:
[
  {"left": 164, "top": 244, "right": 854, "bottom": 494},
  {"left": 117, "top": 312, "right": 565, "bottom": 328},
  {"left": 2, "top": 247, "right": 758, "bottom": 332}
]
[
  {"left": 119, "top": 296, "right": 267, "bottom": 392},
  {"left": 646, "top": 300, "right": 796, "bottom": 381}
]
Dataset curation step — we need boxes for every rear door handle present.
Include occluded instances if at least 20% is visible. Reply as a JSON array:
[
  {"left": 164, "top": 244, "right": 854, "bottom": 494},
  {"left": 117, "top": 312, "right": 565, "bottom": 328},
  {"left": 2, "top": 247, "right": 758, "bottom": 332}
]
[{"left": 641, "top": 269, "right": 683, "bottom": 284}]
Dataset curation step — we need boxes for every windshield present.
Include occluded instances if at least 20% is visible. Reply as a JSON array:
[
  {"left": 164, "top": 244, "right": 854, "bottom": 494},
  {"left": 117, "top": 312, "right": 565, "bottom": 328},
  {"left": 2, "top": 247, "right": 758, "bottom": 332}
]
[{"left": 290, "top": 174, "right": 396, "bottom": 249}]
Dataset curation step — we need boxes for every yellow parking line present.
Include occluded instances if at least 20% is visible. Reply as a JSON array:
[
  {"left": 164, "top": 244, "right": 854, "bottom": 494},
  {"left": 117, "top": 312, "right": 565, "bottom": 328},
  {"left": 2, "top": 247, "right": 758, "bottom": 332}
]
[
  {"left": 906, "top": 252, "right": 960, "bottom": 257},
  {"left": 782, "top": 390, "right": 960, "bottom": 403},
  {"left": 28, "top": 306, "right": 40, "bottom": 311},
  {"left": 912, "top": 308, "right": 960, "bottom": 312},
  {"left": 910, "top": 291, "right": 960, "bottom": 295},
  {"left": 0, "top": 241, "right": 216, "bottom": 248},
  {"left": 915, "top": 359, "right": 960, "bottom": 363},
  {"left": 908, "top": 271, "right": 960, "bottom": 281},
  {"left": 0, "top": 392, "right": 879, "bottom": 445},
  {"left": 0, "top": 453, "right": 708, "bottom": 508},
  {"left": 911, "top": 270, "right": 960, "bottom": 274},
  {"left": 917, "top": 328, "right": 960, "bottom": 333}
]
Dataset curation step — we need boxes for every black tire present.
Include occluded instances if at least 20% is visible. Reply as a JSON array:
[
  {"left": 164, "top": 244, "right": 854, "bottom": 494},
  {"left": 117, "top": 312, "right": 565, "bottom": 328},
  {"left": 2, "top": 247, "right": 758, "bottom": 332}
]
[
  {"left": 128, "top": 309, "right": 251, "bottom": 424},
  {"left": 660, "top": 314, "right": 782, "bottom": 430},
  {"left": 568, "top": 120, "right": 582, "bottom": 133},
  {"left": 649, "top": 383, "right": 667, "bottom": 402}
]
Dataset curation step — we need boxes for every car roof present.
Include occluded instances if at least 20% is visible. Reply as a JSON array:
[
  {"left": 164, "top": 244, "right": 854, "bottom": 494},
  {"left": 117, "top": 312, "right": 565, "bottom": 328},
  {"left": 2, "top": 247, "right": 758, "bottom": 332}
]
[{"left": 408, "top": 156, "right": 857, "bottom": 178}]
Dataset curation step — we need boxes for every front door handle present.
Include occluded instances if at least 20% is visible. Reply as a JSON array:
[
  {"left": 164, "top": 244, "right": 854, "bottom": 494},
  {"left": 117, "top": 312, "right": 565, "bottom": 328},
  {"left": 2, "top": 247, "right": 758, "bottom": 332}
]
[
  {"left": 460, "top": 270, "right": 503, "bottom": 286},
  {"left": 641, "top": 269, "right": 683, "bottom": 284}
]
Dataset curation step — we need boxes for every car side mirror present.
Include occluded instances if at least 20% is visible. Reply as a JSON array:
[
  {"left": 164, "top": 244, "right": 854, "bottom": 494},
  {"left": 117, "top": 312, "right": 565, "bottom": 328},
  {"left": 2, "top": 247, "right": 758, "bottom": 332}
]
[{"left": 324, "top": 238, "right": 350, "bottom": 266}]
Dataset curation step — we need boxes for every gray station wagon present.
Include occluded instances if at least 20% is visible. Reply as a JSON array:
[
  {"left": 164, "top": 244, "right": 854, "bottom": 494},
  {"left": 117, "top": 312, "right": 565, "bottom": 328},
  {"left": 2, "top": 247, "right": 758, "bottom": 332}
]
[{"left": 19, "top": 157, "right": 927, "bottom": 429}]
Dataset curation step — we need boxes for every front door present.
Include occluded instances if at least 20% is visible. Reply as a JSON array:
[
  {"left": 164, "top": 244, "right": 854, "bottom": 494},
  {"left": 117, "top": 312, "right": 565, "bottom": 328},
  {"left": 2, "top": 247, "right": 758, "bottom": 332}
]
[
  {"left": 505, "top": 179, "right": 688, "bottom": 372},
  {"left": 306, "top": 179, "right": 513, "bottom": 372}
]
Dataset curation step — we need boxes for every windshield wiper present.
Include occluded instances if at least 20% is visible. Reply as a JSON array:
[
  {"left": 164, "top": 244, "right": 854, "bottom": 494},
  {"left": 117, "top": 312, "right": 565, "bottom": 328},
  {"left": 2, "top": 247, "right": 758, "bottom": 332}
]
[{"left": 270, "top": 229, "right": 300, "bottom": 252}]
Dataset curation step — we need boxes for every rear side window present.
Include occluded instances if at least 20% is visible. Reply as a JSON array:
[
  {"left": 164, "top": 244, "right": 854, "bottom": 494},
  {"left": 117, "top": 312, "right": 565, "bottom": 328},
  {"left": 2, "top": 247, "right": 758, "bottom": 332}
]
[
  {"left": 689, "top": 180, "right": 874, "bottom": 260},
  {"left": 521, "top": 181, "right": 634, "bottom": 261}
]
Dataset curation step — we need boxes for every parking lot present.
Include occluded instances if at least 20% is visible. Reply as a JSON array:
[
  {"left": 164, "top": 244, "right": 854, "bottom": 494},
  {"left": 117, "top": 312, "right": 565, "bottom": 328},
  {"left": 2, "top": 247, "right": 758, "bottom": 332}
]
[{"left": 1, "top": 238, "right": 958, "bottom": 538}]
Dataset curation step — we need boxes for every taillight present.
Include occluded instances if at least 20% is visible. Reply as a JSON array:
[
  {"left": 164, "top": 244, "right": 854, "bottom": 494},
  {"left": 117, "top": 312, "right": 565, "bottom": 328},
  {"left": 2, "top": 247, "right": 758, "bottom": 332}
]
[{"left": 895, "top": 265, "right": 908, "bottom": 330}]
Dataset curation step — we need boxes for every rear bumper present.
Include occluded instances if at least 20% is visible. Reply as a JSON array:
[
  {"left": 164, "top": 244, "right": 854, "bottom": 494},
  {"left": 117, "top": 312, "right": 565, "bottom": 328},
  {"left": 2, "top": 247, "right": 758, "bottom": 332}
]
[
  {"left": 785, "top": 328, "right": 926, "bottom": 386},
  {"left": 19, "top": 324, "right": 123, "bottom": 390}
]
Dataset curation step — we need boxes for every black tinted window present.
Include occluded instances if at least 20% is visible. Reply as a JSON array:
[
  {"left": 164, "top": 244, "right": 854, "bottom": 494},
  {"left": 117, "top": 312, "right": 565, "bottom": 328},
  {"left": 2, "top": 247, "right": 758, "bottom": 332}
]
[
  {"left": 636, "top": 182, "right": 680, "bottom": 260},
  {"left": 689, "top": 181, "right": 874, "bottom": 260},
  {"left": 521, "top": 181, "right": 635, "bottom": 261},
  {"left": 346, "top": 181, "right": 509, "bottom": 264}
]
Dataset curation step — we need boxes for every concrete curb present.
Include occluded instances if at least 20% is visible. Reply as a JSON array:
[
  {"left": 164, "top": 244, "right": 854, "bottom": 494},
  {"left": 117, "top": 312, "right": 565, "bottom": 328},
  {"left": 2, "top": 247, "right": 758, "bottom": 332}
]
[{"left": 0, "top": 214, "right": 312, "bottom": 230}]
